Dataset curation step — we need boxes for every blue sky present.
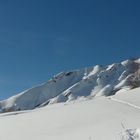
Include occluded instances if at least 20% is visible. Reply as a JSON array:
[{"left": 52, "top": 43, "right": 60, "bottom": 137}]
[{"left": 0, "top": 0, "right": 140, "bottom": 99}]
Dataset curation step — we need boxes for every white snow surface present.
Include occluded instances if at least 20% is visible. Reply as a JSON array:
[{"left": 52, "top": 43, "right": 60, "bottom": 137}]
[
  {"left": 0, "top": 87, "right": 140, "bottom": 139},
  {"left": 0, "top": 58, "right": 140, "bottom": 112}
]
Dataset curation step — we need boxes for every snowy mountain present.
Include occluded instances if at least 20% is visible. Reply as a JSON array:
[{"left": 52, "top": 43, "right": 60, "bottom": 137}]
[
  {"left": 0, "top": 58, "right": 140, "bottom": 140},
  {"left": 0, "top": 58, "right": 140, "bottom": 113}
]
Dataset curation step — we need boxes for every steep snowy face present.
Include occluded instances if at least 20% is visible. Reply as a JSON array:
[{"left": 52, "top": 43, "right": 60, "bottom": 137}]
[{"left": 0, "top": 58, "right": 140, "bottom": 113}]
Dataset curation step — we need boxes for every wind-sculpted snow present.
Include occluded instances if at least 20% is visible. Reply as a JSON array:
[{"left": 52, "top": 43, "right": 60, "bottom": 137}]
[{"left": 0, "top": 58, "right": 140, "bottom": 112}]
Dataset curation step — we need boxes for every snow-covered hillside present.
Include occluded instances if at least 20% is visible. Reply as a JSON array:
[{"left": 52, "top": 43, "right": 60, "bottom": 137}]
[
  {"left": 1, "top": 87, "right": 140, "bottom": 140},
  {"left": 0, "top": 58, "right": 140, "bottom": 113}
]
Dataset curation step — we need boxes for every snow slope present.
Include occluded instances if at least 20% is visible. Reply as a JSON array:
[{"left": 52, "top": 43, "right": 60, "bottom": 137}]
[
  {"left": 0, "top": 58, "right": 140, "bottom": 112},
  {"left": 0, "top": 87, "right": 140, "bottom": 140}
]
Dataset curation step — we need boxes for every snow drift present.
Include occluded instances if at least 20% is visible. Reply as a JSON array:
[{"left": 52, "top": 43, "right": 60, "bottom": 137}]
[{"left": 0, "top": 58, "right": 140, "bottom": 113}]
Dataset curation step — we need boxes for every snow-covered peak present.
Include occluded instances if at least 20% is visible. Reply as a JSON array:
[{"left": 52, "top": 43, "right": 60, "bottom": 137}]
[{"left": 0, "top": 58, "right": 140, "bottom": 113}]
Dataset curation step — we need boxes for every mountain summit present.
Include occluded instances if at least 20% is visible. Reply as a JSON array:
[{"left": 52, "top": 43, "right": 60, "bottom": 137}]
[{"left": 0, "top": 58, "right": 140, "bottom": 113}]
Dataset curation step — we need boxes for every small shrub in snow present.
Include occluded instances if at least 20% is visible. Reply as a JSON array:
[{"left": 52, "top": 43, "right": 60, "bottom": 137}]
[{"left": 121, "top": 129, "right": 140, "bottom": 140}]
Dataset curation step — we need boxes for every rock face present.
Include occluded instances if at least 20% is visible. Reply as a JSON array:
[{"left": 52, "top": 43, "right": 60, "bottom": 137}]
[{"left": 0, "top": 58, "right": 140, "bottom": 113}]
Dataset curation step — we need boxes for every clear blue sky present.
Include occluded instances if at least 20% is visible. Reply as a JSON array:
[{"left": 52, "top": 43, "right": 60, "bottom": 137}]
[{"left": 0, "top": 0, "right": 140, "bottom": 99}]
